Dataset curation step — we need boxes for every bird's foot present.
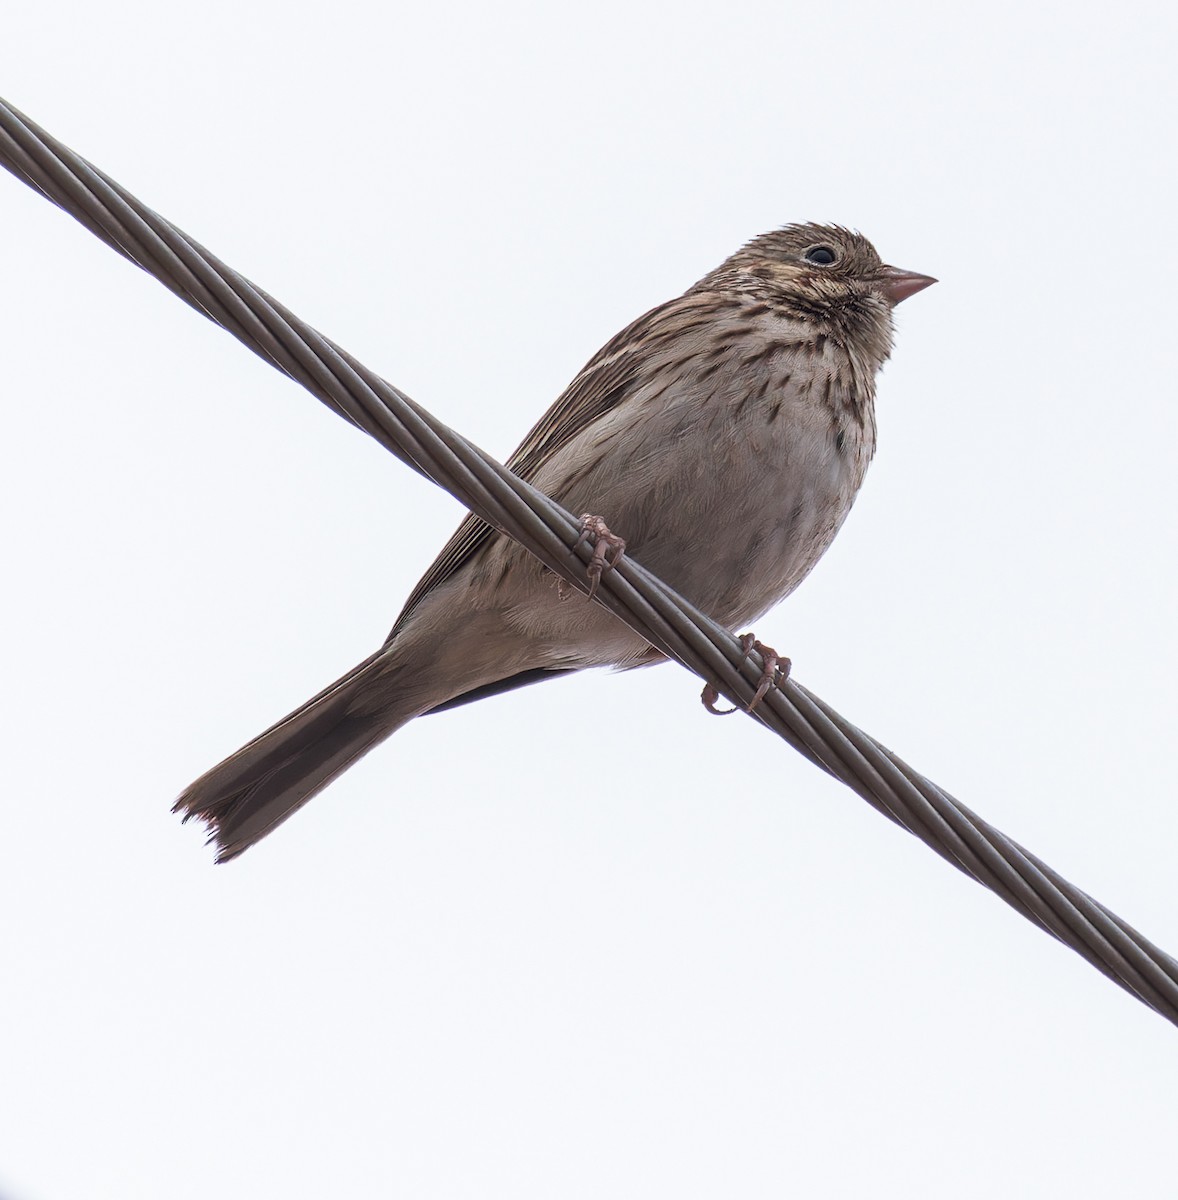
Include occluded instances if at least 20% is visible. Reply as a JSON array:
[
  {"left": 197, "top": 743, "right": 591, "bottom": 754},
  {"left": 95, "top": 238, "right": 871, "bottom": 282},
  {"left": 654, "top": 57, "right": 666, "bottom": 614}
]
[
  {"left": 575, "top": 514, "right": 626, "bottom": 601},
  {"left": 701, "top": 633, "right": 791, "bottom": 716},
  {"left": 700, "top": 683, "right": 735, "bottom": 715}
]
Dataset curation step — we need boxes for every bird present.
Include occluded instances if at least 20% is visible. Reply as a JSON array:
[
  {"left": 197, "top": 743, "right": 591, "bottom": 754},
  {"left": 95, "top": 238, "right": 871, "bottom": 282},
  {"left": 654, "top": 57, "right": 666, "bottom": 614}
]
[{"left": 175, "top": 223, "right": 935, "bottom": 861}]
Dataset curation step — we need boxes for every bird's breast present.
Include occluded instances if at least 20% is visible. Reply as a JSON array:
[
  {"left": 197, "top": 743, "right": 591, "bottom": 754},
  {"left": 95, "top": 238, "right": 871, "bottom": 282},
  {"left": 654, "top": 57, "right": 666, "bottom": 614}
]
[{"left": 533, "top": 338, "right": 875, "bottom": 629}]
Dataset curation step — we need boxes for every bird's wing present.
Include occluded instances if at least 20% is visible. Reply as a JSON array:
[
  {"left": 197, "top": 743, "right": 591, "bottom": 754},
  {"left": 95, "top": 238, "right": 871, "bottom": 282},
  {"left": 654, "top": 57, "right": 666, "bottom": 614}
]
[{"left": 386, "top": 295, "right": 697, "bottom": 641}]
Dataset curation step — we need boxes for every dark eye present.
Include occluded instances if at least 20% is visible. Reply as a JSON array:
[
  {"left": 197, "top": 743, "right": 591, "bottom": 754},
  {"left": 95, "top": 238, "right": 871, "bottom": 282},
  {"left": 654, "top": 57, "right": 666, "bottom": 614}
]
[{"left": 804, "top": 245, "right": 838, "bottom": 266}]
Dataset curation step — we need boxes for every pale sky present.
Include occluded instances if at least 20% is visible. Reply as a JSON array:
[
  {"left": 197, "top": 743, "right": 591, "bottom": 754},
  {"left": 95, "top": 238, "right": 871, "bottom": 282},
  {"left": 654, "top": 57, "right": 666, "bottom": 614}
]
[{"left": 2, "top": 1, "right": 1176, "bottom": 1197}]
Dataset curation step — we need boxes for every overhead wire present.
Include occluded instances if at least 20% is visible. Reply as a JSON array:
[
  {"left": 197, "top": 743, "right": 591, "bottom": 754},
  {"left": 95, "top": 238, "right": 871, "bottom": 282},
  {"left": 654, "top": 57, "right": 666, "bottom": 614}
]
[{"left": 2, "top": 96, "right": 1175, "bottom": 1022}]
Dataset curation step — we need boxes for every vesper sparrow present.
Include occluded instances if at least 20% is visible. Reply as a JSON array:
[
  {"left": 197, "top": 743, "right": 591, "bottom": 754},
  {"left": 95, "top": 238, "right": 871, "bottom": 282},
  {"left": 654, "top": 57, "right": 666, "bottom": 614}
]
[{"left": 177, "top": 223, "right": 934, "bottom": 860}]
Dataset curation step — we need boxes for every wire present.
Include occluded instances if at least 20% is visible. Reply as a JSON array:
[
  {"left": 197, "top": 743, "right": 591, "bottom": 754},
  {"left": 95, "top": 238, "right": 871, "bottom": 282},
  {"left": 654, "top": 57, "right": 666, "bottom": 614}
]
[{"left": 2, "top": 95, "right": 1176, "bottom": 1023}]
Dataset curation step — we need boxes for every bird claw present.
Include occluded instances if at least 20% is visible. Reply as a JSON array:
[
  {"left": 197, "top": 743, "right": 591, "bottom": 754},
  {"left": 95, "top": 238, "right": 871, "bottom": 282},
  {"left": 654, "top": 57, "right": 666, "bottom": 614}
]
[
  {"left": 739, "top": 633, "right": 790, "bottom": 710},
  {"left": 701, "top": 683, "right": 738, "bottom": 716},
  {"left": 701, "top": 633, "right": 791, "bottom": 716},
  {"left": 576, "top": 514, "right": 626, "bottom": 601}
]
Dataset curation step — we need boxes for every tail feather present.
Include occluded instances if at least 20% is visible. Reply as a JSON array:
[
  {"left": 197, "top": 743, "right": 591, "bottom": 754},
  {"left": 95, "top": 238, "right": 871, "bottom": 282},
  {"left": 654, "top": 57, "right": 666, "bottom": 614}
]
[{"left": 174, "top": 651, "right": 402, "bottom": 862}]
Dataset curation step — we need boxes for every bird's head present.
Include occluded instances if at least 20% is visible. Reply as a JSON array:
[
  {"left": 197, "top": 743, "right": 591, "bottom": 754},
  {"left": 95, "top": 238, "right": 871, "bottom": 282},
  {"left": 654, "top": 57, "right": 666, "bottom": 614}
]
[{"left": 694, "top": 223, "right": 935, "bottom": 356}]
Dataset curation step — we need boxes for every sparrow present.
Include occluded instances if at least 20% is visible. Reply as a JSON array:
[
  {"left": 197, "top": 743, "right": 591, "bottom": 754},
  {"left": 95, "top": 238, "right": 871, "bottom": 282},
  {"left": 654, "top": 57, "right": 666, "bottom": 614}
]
[{"left": 176, "top": 223, "right": 934, "bottom": 860}]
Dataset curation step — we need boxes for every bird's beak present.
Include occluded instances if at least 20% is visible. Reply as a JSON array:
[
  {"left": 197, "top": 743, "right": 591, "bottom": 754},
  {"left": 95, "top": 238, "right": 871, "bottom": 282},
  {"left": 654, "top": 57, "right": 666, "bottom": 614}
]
[{"left": 877, "top": 265, "right": 937, "bottom": 304}]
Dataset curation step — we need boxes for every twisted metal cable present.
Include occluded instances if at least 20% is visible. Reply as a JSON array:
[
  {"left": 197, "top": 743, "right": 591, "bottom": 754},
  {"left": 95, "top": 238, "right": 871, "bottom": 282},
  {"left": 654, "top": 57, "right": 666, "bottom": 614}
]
[{"left": 3, "top": 95, "right": 1175, "bottom": 1023}]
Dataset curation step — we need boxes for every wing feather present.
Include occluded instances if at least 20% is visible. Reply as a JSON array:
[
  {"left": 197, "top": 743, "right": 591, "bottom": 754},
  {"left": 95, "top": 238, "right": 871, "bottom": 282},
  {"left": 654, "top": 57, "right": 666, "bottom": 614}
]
[{"left": 386, "top": 296, "right": 690, "bottom": 640}]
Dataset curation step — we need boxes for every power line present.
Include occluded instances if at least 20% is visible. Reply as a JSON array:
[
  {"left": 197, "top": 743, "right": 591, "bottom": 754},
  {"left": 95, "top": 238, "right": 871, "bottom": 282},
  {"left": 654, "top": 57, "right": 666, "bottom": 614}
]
[{"left": 2, "top": 95, "right": 1175, "bottom": 1023}]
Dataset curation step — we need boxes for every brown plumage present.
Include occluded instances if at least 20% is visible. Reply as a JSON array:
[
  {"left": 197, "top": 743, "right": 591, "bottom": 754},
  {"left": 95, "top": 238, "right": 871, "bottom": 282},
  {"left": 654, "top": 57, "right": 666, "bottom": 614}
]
[{"left": 175, "top": 223, "right": 934, "bottom": 861}]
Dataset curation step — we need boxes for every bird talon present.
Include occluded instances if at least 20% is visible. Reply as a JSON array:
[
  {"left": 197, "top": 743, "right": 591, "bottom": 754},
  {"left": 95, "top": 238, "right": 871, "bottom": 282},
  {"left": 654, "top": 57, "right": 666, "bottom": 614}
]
[
  {"left": 702, "top": 634, "right": 790, "bottom": 715},
  {"left": 736, "top": 634, "right": 791, "bottom": 712},
  {"left": 701, "top": 683, "right": 738, "bottom": 716},
  {"left": 576, "top": 513, "right": 626, "bottom": 601},
  {"left": 585, "top": 563, "right": 603, "bottom": 602}
]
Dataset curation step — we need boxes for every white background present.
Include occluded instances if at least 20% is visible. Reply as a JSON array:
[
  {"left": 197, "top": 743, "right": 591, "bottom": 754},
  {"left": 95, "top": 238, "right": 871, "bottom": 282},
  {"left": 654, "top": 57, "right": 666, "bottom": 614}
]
[{"left": 2, "top": 2, "right": 1176, "bottom": 1197}]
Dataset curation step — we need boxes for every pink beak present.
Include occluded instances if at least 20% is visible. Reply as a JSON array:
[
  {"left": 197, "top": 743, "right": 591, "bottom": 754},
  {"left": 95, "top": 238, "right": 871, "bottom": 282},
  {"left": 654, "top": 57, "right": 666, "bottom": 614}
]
[{"left": 878, "top": 265, "right": 937, "bottom": 304}]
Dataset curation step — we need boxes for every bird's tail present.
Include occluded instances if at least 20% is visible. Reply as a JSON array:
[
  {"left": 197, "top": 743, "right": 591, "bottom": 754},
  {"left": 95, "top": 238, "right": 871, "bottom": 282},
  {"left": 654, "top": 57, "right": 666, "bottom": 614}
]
[{"left": 174, "top": 650, "right": 409, "bottom": 862}]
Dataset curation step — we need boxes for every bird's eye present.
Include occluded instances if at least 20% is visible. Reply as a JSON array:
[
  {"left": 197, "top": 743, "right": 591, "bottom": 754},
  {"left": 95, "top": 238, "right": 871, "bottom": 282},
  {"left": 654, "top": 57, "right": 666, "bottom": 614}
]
[{"left": 805, "top": 245, "right": 838, "bottom": 266}]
